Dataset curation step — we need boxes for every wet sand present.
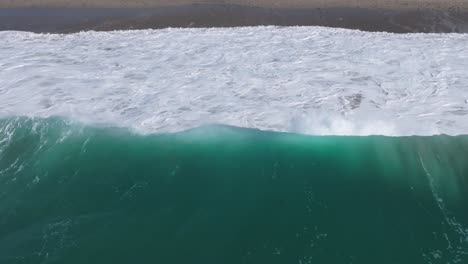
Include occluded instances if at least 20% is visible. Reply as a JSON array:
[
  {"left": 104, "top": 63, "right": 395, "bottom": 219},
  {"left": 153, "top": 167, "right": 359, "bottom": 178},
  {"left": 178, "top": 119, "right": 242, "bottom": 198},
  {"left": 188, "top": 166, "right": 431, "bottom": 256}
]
[
  {"left": 2, "top": 0, "right": 468, "bottom": 10},
  {"left": 0, "top": 1, "right": 468, "bottom": 33}
]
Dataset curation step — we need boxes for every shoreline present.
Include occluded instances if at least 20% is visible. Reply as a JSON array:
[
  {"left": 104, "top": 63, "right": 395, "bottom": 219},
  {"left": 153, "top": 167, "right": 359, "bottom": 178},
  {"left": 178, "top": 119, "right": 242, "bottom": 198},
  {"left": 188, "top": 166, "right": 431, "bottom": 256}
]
[{"left": 1, "top": 4, "right": 468, "bottom": 33}]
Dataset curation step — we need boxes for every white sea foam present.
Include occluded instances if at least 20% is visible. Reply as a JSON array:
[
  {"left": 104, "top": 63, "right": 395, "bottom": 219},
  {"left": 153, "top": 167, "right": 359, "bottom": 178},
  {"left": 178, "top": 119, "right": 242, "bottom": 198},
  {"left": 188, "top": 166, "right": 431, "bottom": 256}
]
[{"left": 0, "top": 27, "right": 467, "bottom": 136}]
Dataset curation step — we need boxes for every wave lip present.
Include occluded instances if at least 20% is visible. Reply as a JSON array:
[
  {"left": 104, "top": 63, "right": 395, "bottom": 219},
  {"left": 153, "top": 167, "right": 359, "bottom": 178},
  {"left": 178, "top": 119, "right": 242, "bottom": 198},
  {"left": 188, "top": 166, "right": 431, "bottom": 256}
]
[{"left": 0, "top": 117, "right": 467, "bottom": 263}]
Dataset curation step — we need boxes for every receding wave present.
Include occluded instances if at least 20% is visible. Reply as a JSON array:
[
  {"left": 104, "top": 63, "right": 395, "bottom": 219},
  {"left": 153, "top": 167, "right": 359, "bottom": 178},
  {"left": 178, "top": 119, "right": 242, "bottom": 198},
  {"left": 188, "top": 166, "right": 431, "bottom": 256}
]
[{"left": 0, "top": 117, "right": 467, "bottom": 263}]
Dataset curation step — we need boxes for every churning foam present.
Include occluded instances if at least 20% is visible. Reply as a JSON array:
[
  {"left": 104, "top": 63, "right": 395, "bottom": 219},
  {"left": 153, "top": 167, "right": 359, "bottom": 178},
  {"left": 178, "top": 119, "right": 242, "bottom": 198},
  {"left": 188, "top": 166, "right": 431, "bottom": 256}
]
[{"left": 0, "top": 27, "right": 467, "bottom": 136}]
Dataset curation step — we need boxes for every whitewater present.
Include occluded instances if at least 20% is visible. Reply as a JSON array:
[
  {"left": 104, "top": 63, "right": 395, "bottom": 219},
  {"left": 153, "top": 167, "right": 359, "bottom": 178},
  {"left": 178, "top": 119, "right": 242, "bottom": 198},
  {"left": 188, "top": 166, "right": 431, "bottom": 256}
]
[
  {"left": 1, "top": 26, "right": 468, "bottom": 264},
  {"left": 0, "top": 26, "right": 467, "bottom": 136}
]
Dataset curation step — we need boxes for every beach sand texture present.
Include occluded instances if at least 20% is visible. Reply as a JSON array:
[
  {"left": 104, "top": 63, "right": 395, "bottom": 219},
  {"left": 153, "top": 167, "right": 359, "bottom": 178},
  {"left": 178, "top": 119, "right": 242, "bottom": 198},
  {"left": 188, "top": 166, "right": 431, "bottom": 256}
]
[
  {"left": 1, "top": 0, "right": 468, "bottom": 10},
  {"left": 1, "top": 1, "right": 468, "bottom": 33}
]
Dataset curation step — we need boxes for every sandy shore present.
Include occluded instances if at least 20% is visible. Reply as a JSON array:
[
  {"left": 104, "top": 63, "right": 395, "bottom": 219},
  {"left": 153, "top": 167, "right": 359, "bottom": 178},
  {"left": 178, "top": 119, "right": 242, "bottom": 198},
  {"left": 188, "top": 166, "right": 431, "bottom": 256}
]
[
  {"left": 1, "top": 0, "right": 468, "bottom": 10},
  {"left": 1, "top": 1, "right": 467, "bottom": 33}
]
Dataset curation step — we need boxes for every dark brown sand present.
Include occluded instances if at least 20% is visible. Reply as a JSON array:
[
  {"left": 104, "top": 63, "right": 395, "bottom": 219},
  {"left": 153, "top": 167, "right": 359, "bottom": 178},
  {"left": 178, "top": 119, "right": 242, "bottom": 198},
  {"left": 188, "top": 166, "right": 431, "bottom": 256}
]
[
  {"left": 0, "top": 1, "right": 468, "bottom": 33},
  {"left": 2, "top": 0, "right": 468, "bottom": 10}
]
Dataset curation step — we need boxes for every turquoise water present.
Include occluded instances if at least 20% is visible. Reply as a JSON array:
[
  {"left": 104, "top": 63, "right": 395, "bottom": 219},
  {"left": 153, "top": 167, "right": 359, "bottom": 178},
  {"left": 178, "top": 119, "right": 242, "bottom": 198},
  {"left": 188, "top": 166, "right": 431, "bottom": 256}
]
[{"left": 0, "top": 117, "right": 467, "bottom": 264}]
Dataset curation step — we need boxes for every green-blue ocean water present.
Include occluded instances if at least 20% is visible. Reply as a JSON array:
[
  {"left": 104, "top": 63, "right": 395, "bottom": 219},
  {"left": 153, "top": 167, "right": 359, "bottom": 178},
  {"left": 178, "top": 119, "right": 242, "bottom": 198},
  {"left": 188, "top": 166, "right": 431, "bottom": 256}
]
[{"left": 0, "top": 117, "right": 467, "bottom": 264}]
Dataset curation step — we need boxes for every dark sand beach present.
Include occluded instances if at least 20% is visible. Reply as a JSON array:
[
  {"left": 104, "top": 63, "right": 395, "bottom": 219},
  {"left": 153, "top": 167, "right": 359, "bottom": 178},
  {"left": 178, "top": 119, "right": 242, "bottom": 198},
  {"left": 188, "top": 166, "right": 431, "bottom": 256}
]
[{"left": 0, "top": 1, "right": 468, "bottom": 33}]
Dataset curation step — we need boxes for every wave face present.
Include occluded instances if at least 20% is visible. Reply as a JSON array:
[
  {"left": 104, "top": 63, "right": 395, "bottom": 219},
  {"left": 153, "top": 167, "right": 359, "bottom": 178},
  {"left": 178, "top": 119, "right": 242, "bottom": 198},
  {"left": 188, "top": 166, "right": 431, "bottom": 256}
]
[
  {"left": 0, "top": 117, "right": 467, "bottom": 263},
  {"left": 1, "top": 27, "right": 468, "bottom": 136}
]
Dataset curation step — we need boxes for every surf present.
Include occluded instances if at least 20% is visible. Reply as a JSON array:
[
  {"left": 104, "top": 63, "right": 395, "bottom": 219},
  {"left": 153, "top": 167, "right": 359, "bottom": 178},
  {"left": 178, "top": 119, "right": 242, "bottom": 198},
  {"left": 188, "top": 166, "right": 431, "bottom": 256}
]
[{"left": 1, "top": 27, "right": 468, "bottom": 136}]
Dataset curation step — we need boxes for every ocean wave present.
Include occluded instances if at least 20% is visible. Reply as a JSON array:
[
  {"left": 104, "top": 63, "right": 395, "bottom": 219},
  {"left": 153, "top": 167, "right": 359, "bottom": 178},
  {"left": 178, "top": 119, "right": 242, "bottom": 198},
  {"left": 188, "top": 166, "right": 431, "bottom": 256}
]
[{"left": 0, "top": 116, "right": 467, "bottom": 263}]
